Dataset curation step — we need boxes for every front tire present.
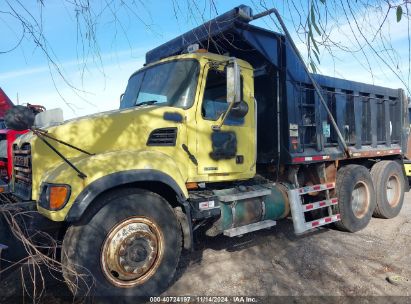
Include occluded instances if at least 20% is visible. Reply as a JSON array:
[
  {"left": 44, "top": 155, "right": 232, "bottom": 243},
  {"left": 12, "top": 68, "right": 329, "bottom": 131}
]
[
  {"left": 61, "top": 188, "right": 182, "bottom": 299},
  {"left": 333, "top": 165, "right": 376, "bottom": 232},
  {"left": 370, "top": 160, "right": 405, "bottom": 219}
]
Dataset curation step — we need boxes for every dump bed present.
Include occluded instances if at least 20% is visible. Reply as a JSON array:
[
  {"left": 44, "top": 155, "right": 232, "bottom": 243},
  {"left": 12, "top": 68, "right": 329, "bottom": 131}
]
[{"left": 146, "top": 5, "right": 409, "bottom": 164}]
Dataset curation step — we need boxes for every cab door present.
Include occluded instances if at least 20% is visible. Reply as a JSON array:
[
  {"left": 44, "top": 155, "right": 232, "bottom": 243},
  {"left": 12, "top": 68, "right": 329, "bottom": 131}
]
[{"left": 195, "top": 63, "right": 255, "bottom": 180}]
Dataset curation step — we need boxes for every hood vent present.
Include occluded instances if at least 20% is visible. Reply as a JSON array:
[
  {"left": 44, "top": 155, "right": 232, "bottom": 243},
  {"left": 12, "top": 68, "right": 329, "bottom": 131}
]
[{"left": 147, "top": 128, "right": 177, "bottom": 146}]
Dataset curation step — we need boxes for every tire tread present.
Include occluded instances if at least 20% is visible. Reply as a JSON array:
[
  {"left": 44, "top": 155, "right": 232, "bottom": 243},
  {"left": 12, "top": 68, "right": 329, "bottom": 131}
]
[
  {"left": 370, "top": 160, "right": 404, "bottom": 219},
  {"left": 61, "top": 188, "right": 182, "bottom": 299},
  {"left": 333, "top": 164, "right": 376, "bottom": 232}
]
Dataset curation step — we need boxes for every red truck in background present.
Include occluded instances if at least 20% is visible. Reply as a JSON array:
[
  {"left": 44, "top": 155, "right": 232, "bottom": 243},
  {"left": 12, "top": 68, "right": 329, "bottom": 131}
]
[{"left": 0, "top": 88, "right": 44, "bottom": 183}]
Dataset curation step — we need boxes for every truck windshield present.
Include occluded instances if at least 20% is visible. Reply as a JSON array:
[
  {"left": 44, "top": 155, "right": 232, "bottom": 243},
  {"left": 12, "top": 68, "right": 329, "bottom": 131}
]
[{"left": 120, "top": 60, "right": 199, "bottom": 109}]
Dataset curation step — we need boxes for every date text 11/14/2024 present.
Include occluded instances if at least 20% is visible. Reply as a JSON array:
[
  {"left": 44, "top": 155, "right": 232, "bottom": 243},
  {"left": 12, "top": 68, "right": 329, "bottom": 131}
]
[{"left": 149, "top": 296, "right": 258, "bottom": 303}]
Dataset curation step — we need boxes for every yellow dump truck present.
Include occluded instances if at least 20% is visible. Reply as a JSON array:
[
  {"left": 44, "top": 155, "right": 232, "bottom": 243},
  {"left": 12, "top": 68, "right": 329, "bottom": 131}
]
[{"left": 1, "top": 5, "right": 409, "bottom": 299}]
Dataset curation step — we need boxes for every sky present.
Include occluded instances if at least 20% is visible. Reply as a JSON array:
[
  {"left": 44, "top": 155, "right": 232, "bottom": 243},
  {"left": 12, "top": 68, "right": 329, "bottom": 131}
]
[{"left": 0, "top": 1, "right": 410, "bottom": 119}]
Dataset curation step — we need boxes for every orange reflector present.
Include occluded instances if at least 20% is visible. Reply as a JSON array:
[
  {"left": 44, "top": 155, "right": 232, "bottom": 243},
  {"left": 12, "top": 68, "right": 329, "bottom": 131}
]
[
  {"left": 196, "top": 49, "right": 207, "bottom": 53},
  {"left": 0, "top": 187, "right": 4, "bottom": 193},
  {"left": 185, "top": 182, "right": 198, "bottom": 190},
  {"left": 49, "top": 186, "right": 69, "bottom": 210}
]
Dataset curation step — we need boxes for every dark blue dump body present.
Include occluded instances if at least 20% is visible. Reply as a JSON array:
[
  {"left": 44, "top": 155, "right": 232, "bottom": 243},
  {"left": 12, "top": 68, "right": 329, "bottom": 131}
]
[{"left": 146, "top": 5, "right": 408, "bottom": 164}]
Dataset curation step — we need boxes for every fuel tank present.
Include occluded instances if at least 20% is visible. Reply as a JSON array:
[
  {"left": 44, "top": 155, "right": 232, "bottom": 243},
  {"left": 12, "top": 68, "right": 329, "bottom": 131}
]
[{"left": 206, "top": 183, "right": 289, "bottom": 236}]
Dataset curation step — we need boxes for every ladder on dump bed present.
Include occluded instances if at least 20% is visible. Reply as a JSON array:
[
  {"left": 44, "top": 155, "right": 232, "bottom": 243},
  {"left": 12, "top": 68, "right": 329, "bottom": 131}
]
[{"left": 288, "top": 183, "right": 341, "bottom": 234}]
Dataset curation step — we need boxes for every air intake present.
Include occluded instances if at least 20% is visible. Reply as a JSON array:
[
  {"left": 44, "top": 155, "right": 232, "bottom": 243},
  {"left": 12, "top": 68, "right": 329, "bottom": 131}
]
[{"left": 147, "top": 128, "right": 177, "bottom": 146}]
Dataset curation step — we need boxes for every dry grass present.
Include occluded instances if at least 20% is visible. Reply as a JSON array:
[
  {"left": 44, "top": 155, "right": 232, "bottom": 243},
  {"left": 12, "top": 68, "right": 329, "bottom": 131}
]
[{"left": 0, "top": 195, "right": 92, "bottom": 303}]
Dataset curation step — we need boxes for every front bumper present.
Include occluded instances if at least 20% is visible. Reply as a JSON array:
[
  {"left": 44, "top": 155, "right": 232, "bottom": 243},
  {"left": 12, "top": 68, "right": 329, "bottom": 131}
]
[
  {"left": 0, "top": 243, "right": 8, "bottom": 280},
  {"left": 0, "top": 202, "right": 36, "bottom": 280},
  {"left": 0, "top": 183, "right": 9, "bottom": 195},
  {"left": 0, "top": 201, "right": 64, "bottom": 281}
]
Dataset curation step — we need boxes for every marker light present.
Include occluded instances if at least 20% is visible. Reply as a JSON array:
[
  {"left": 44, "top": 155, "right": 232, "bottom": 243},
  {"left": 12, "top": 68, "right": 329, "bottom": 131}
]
[{"left": 48, "top": 185, "right": 70, "bottom": 210}]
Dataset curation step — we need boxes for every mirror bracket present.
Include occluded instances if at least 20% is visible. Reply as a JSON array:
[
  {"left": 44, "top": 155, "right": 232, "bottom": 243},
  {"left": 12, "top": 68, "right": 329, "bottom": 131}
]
[{"left": 212, "top": 58, "right": 242, "bottom": 130}]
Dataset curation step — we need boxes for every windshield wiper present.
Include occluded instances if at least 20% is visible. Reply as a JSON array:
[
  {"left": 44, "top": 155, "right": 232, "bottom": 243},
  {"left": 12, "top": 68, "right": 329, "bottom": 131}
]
[{"left": 135, "top": 100, "right": 158, "bottom": 107}]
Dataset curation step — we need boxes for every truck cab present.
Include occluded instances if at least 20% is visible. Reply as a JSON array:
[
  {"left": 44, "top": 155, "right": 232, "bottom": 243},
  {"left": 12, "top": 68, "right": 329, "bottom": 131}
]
[{"left": 120, "top": 53, "right": 256, "bottom": 183}]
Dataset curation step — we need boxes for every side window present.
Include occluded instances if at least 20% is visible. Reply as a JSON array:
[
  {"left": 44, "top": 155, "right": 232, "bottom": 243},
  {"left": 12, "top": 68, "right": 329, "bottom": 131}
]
[{"left": 202, "top": 69, "right": 244, "bottom": 125}]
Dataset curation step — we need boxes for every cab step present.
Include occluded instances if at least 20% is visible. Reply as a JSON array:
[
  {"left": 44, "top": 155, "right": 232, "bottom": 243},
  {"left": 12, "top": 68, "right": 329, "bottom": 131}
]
[
  {"left": 223, "top": 220, "right": 276, "bottom": 237},
  {"left": 305, "top": 214, "right": 341, "bottom": 230},
  {"left": 302, "top": 198, "right": 338, "bottom": 212},
  {"left": 288, "top": 183, "right": 341, "bottom": 234},
  {"left": 217, "top": 188, "right": 271, "bottom": 202}
]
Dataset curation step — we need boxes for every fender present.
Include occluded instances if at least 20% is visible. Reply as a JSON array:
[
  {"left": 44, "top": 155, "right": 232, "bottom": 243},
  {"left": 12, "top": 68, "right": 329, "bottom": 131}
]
[
  {"left": 65, "top": 169, "right": 187, "bottom": 222},
  {"left": 37, "top": 149, "right": 189, "bottom": 221}
]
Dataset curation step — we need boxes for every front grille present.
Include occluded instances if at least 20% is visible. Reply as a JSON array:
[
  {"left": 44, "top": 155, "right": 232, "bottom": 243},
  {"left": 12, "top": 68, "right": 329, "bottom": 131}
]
[
  {"left": 147, "top": 128, "right": 177, "bottom": 146},
  {"left": 13, "top": 143, "right": 32, "bottom": 200}
]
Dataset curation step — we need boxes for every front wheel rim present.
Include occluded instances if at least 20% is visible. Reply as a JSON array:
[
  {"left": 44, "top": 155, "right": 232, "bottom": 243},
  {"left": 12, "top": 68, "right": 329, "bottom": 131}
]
[
  {"left": 101, "top": 217, "right": 164, "bottom": 288},
  {"left": 351, "top": 181, "right": 370, "bottom": 219}
]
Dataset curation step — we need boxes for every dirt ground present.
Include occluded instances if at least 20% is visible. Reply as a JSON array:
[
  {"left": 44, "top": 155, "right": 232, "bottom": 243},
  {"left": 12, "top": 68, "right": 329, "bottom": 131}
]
[
  {"left": 1, "top": 193, "right": 411, "bottom": 302},
  {"left": 166, "top": 193, "right": 411, "bottom": 298}
]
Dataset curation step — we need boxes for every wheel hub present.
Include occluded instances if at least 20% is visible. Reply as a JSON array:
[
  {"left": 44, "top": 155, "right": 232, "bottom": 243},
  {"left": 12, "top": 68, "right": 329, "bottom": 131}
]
[
  {"left": 118, "top": 231, "right": 157, "bottom": 274},
  {"left": 351, "top": 181, "right": 370, "bottom": 219},
  {"left": 101, "top": 217, "right": 164, "bottom": 288},
  {"left": 386, "top": 175, "right": 400, "bottom": 207},
  {"left": 128, "top": 243, "right": 148, "bottom": 263}
]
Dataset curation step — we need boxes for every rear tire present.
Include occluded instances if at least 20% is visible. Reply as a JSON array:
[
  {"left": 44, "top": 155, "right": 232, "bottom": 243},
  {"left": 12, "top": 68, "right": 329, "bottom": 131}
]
[
  {"left": 333, "top": 165, "right": 376, "bottom": 232},
  {"left": 370, "top": 160, "right": 405, "bottom": 219},
  {"left": 61, "top": 188, "right": 182, "bottom": 301}
]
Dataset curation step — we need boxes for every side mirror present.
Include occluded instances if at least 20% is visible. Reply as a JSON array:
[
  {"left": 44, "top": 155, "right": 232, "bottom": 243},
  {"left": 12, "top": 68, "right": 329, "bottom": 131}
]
[
  {"left": 120, "top": 93, "right": 125, "bottom": 102},
  {"left": 230, "top": 101, "right": 249, "bottom": 118},
  {"left": 226, "top": 59, "right": 241, "bottom": 104},
  {"left": 212, "top": 59, "right": 243, "bottom": 131}
]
